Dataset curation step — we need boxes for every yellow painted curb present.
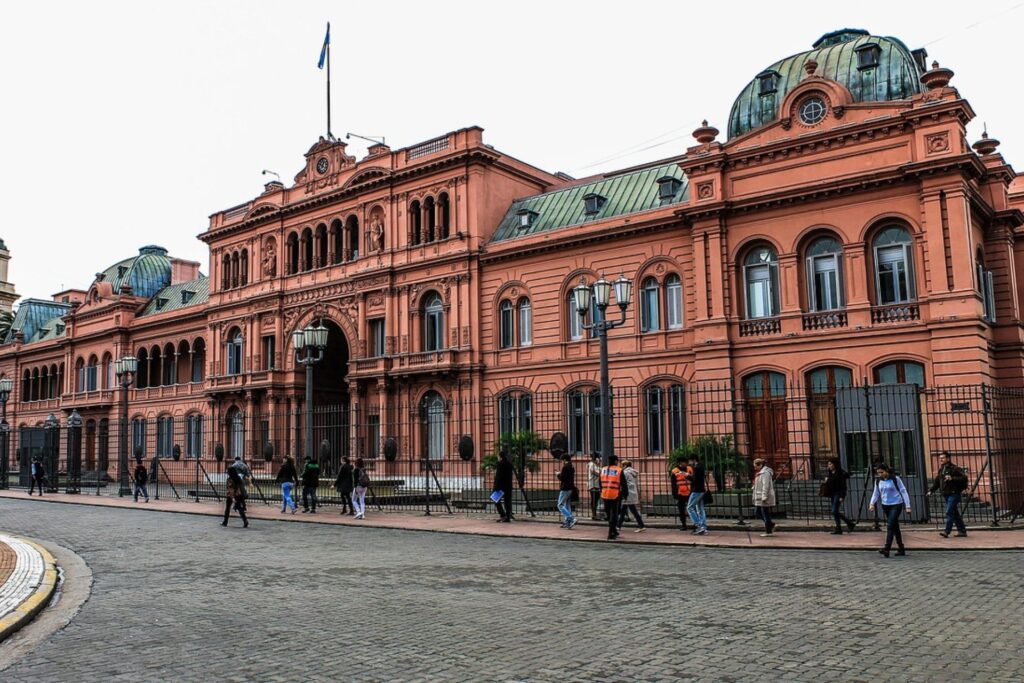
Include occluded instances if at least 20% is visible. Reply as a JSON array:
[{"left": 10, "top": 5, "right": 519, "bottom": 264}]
[{"left": 0, "top": 538, "right": 59, "bottom": 642}]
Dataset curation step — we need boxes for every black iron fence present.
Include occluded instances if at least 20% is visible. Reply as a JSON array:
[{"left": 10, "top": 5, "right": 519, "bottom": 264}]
[{"left": 2, "top": 382, "right": 1023, "bottom": 527}]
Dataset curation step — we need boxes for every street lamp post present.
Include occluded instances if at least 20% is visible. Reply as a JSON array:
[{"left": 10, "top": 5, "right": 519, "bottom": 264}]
[
  {"left": 0, "top": 377, "right": 13, "bottom": 490},
  {"left": 115, "top": 355, "right": 138, "bottom": 496},
  {"left": 293, "top": 322, "right": 329, "bottom": 462},
  {"left": 573, "top": 273, "right": 633, "bottom": 466}
]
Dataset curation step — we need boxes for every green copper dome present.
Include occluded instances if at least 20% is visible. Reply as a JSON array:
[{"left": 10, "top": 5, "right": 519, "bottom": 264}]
[{"left": 727, "top": 29, "right": 927, "bottom": 139}]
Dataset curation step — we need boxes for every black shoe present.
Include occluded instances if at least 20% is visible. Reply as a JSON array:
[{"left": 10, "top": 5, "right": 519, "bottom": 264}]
[
  {"left": 939, "top": 531, "right": 950, "bottom": 538},
  {"left": 243, "top": 521, "right": 249, "bottom": 528},
  {"left": 501, "top": 518, "right": 511, "bottom": 523},
  {"left": 495, "top": 517, "right": 505, "bottom": 523},
  {"left": 955, "top": 532, "right": 968, "bottom": 537},
  {"left": 846, "top": 520, "right": 856, "bottom": 532},
  {"left": 878, "top": 548, "right": 890, "bottom": 558},
  {"left": 220, "top": 521, "right": 228, "bottom": 527},
  {"left": 830, "top": 529, "right": 842, "bottom": 535},
  {"left": 894, "top": 548, "right": 906, "bottom": 557}
]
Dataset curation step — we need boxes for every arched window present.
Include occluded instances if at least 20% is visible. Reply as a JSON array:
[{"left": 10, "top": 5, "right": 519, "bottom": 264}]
[
  {"left": 346, "top": 216, "right": 360, "bottom": 261},
  {"left": 807, "top": 366, "right": 853, "bottom": 394},
  {"left": 132, "top": 417, "right": 147, "bottom": 458},
  {"left": 566, "top": 388, "right": 603, "bottom": 456},
  {"left": 50, "top": 363, "right": 60, "bottom": 399},
  {"left": 231, "top": 251, "right": 239, "bottom": 288},
  {"left": 21, "top": 369, "right": 30, "bottom": 403},
  {"left": 873, "top": 227, "right": 915, "bottom": 305},
  {"left": 806, "top": 236, "right": 844, "bottom": 311},
  {"left": 423, "top": 293, "right": 444, "bottom": 351},
  {"left": 874, "top": 360, "right": 925, "bottom": 387},
  {"left": 424, "top": 196, "right": 436, "bottom": 242},
  {"left": 75, "top": 359, "right": 85, "bottom": 393},
  {"left": 149, "top": 345, "right": 162, "bottom": 387},
  {"left": 191, "top": 338, "right": 206, "bottom": 382},
  {"left": 743, "top": 370, "right": 789, "bottom": 476},
  {"left": 156, "top": 415, "right": 174, "bottom": 457},
  {"left": 301, "top": 228, "right": 314, "bottom": 271},
  {"left": 498, "top": 391, "right": 532, "bottom": 436},
  {"left": 644, "top": 383, "right": 687, "bottom": 456},
  {"left": 665, "top": 274, "right": 683, "bottom": 329},
  {"left": 162, "top": 343, "right": 176, "bottom": 385},
  {"left": 422, "top": 391, "right": 446, "bottom": 462},
  {"left": 518, "top": 297, "right": 532, "bottom": 346},
  {"left": 136, "top": 348, "right": 149, "bottom": 389},
  {"left": 743, "top": 246, "right": 780, "bottom": 319},
  {"left": 86, "top": 355, "right": 98, "bottom": 392},
  {"left": 176, "top": 340, "right": 191, "bottom": 384},
  {"left": 330, "top": 219, "right": 343, "bottom": 264},
  {"left": 226, "top": 328, "right": 243, "bottom": 375},
  {"left": 567, "top": 292, "right": 584, "bottom": 341},
  {"left": 30, "top": 367, "right": 40, "bottom": 400},
  {"left": 186, "top": 413, "right": 204, "bottom": 457},
  {"left": 315, "top": 224, "right": 328, "bottom": 267},
  {"left": 240, "top": 249, "right": 248, "bottom": 285},
  {"left": 499, "top": 300, "right": 514, "bottom": 349},
  {"left": 438, "top": 192, "right": 451, "bottom": 239},
  {"left": 287, "top": 232, "right": 299, "bottom": 274},
  {"left": 409, "top": 200, "right": 422, "bottom": 246},
  {"left": 102, "top": 353, "right": 113, "bottom": 390},
  {"left": 226, "top": 407, "right": 244, "bottom": 460},
  {"left": 640, "top": 277, "right": 661, "bottom": 332},
  {"left": 221, "top": 253, "right": 231, "bottom": 289}
]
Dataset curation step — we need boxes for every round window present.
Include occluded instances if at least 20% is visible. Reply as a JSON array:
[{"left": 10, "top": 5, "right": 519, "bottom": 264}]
[{"left": 799, "top": 97, "right": 827, "bottom": 125}]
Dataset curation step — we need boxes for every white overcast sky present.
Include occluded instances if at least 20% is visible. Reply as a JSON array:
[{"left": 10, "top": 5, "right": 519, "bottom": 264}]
[{"left": 1, "top": 0, "right": 1020, "bottom": 302}]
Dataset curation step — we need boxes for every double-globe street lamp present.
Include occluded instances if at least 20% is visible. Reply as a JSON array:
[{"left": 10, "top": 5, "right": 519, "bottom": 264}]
[
  {"left": 573, "top": 273, "right": 633, "bottom": 466},
  {"left": 114, "top": 355, "right": 138, "bottom": 496},
  {"left": 0, "top": 377, "right": 13, "bottom": 489},
  {"left": 293, "top": 322, "right": 329, "bottom": 462}
]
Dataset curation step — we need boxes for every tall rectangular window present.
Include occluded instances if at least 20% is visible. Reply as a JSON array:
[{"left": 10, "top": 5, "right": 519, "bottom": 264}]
[
  {"left": 156, "top": 416, "right": 173, "bottom": 457},
  {"left": 568, "top": 296, "right": 584, "bottom": 341},
  {"left": 132, "top": 418, "right": 147, "bottom": 457},
  {"left": 499, "top": 301, "right": 514, "bottom": 349},
  {"left": 640, "top": 279, "right": 660, "bottom": 333},
  {"left": 669, "top": 384, "right": 686, "bottom": 450},
  {"left": 567, "top": 392, "right": 585, "bottom": 455},
  {"left": 518, "top": 299, "right": 532, "bottom": 346},
  {"left": 875, "top": 245, "right": 912, "bottom": 304},
  {"left": 645, "top": 387, "right": 664, "bottom": 455},
  {"left": 262, "top": 335, "right": 276, "bottom": 370},
  {"left": 186, "top": 415, "right": 204, "bottom": 458},
  {"left": 369, "top": 319, "right": 385, "bottom": 357},
  {"left": 367, "top": 414, "right": 381, "bottom": 459},
  {"left": 666, "top": 275, "right": 683, "bottom": 329}
]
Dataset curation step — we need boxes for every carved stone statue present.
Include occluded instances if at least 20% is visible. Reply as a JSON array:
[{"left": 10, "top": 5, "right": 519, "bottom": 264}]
[
  {"left": 262, "top": 244, "right": 277, "bottom": 277},
  {"left": 370, "top": 218, "right": 385, "bottom": 251}
]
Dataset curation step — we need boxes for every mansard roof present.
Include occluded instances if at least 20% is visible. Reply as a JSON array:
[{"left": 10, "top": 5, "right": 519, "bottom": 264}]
[
  {"left": 4, "top": 299, "right": 71, "bottom": 344},
  {"left": 491, "top": 162, "right": 688, "bottom": 242},
  {"left": 94, "top": 245, "right": 173, "bottom": 299},
  {"left": 139, "top": 276, "right": 210, "bottom": 317}
]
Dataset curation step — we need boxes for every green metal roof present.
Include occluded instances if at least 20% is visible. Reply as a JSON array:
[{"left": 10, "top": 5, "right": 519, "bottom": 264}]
[
  {"left": 31, "top": 315, "right": 68, "bottom": 343},
  {"left": 139, "top": 276, "right": 209, "bottom": 317},
  {"left": 95, "top": 246, "right": 173, "bottom": 299},
  {"left": 728, "top": 29, "right": 925, "bottom": 139},
  {"left": 4, "top": 299, "right": 71, "bottom": 344},
  {"left": 491, "top": 163, "right": 688, "bottom": 242}
]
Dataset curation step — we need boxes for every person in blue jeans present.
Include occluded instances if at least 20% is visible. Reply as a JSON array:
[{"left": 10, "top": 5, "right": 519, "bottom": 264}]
[
  {"left": 556, "top": 454, "right": 577, "bottom": 529},
  {"left": 275, "top": 455, "right": 298, "bottom": 514},
  {"left": 132, "top": 458, "right": 150, "bottom": 503},
  {"left": 685, "top": 455, "right": 708, "bottom": 534},
  {"left": 930, "top": 451, "right": 968, "bottom": 538},
  {"left": 869, "top": 464, "right": 911, "bottom": 557}
]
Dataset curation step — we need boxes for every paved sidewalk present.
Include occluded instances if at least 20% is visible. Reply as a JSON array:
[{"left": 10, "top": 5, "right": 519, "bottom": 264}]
[
  {"left": 3, "top": 489, "right": 1022, "bottom": 550},
  {"left": 0, "top": 534, "right": 58, "bottom": 641}
]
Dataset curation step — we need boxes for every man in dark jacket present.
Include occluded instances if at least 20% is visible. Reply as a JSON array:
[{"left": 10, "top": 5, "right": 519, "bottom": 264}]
[
  {"left": 300, "top": 456, "right": 320, "bottom": 514},
  {"left": 133, "top": 457, "right": 150, "bottom": 503},
  {"left": 493, "top": 448, "right": 514, "bottom": 522},
  {"left": 334, "top": 456, "right": 354, "bottom": 516},
  {"left": 686, "top": 456, "right": 708, "bottom": 535},
  {"left": 821, "top": 457, "right": 855, "bottom": 534},
  {"left": 556, "top": 454, "right": 577, "bottom": 529},
  {"left": 931, "top": 451, "right": 968, "bottom": 537},
  {"left": 29, "top": 457, "right": 46, "bottom": 496}
]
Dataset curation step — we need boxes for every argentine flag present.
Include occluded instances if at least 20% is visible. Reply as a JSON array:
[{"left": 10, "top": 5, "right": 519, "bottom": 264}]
[{"left": 318, "top": 23, "right": 330, "bottom": 69}]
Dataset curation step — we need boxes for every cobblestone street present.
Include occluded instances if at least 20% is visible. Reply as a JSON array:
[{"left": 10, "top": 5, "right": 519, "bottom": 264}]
[{"left": 2, "top": 498, "right": 1022, "bottom": 682}]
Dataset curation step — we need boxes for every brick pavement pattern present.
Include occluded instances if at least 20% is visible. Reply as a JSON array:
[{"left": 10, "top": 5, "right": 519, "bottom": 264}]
[{"left": 2, "top": 498, "right": 1023, "bottom": 682}]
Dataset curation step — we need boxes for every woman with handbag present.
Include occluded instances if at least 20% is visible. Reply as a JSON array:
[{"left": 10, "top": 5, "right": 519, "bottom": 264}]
[
  {"left": 222, "top": 466, "right": 249, "bottom": 528},
  {"left": 556, "top": 454, "right": 577, "bottom": 529}
]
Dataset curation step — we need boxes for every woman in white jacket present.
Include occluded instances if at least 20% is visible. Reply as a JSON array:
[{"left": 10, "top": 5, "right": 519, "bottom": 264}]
[
  {"left": 752, "top": 458, "right": 777, "bottom": 537},
  {"left": 869, "top": 463, "right": 911, "bottom": 557}
]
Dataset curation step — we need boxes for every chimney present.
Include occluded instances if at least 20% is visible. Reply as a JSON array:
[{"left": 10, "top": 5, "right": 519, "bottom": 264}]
[{"left": 170, "top": 258, "right": 201, "bottom": 285}]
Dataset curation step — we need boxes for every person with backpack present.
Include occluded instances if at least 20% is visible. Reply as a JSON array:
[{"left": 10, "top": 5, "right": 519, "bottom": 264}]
[
  {"left": 869, "top": 463, "right": 911, "bottom": 557},
  {"left": 221, "top": 465, "right": 249, "bottom": 528},
  {"left": 300, "top": 455, "right": 320, "bottom": 514},
  {"left": 493, "top": 448, "right": 514, "bottom": 523},
  {"left": 669, "top": 456, "right": 691, "bottom": 531},
  {"left": 821, "top": 457, "right": 856, "bottom": 534},
  {"left": 29, "top": 457, "right": 46, "bottom": 496},
  {"left": 556, "top": 453, "right": 578, "bottom": 529},
  {"left": 685, "top": 455, "right": 708, "bottom": 535},
  {"left": 352, "top": 457, "right": 369, "bottom": 520},
  {"left": 930, "top": 451, "right": 968, "bottom": 538},
  {"left": 334, "top": 455, "right": 355, "bottom": 516},
  {"left": 276, "top": 455, "right": 298, "bottom": 514},
  {"left": 133, "top": 457, "right": 150, "bottom": 503},
  {"left": 616, "top": 460, "right": 646, "bottom": 533},
  {"left": 587, "top": 453, "right": 602, "bottom": 520},
  {"left": 752, "top": 458, "right": 776, "bottom": 537}
]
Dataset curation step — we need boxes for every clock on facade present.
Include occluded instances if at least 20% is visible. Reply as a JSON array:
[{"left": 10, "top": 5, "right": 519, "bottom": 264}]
[{"left": 316, "top": 157, "right": 329, "bottom": 175}]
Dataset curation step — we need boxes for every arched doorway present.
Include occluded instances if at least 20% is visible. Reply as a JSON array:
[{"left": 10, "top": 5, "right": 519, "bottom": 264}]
[
  {"left": 743, "top": 371, "right": 790, "bottom": 477},
  {"left": 308, "top": 318, "right": 350, "bottom": 476}
]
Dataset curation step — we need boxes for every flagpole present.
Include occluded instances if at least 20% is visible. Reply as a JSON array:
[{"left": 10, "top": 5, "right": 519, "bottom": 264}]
[{"left": 326, "top": 39, "right": 332, "bottom": 139}]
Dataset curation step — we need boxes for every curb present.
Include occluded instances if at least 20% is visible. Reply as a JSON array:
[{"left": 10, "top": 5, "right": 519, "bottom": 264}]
[
  {"left": 0, "top": 538, "right": 59, "bottom": 643},
  {"left": 5, "top": 493, "right": 1024, "bottom": 551}
]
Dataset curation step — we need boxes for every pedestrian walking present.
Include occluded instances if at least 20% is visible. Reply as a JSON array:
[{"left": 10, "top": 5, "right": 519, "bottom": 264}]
[
  {"left": 869, "top": 463, "right": 911, "bottom": 557},
  {"left": 221, "top": 465, "right": 249, "bottom": 528},
  {"left": 28, "top": 457, "right": 45, "bottom": 496},
  {"left": 821, "top": 457, "right": 856, "bottom": 534},
  {"left": 669, "top": 456, "right": 690, "bottom": 531},
  {"left": 276, "top": 455, "right": 298, "bottom": 514},
  {"left": 930, "top": 451, "right": 968, "bottom": 538},
  {"left": 229, "top": 454, "right": 251, "bottom": 481},
  {"left": 600, "top": 455, "right": 628, "bottom": 540},
  {"left": 685, "top": 455, "right": 708, "bottom": 535},
  {"left": 334, "top": 455, "right": 355, "bottom": 516},
  {"left": 616, "top": 460, "right": 646, "bottom": 533},
  {"left": 752, "top": 458, "right": 776, "bottom": 536},
  {"left": 556, "top": 454, "right": 578, "bottom": 529},
  {"left": 587, "top": 453, "right": 602, "bottom": 520},
  {"left": 133, "top": 457, "right": 150, "bottom": 503},
  {"left": 300, "top": 455, "right": 320, "bottom": 513},
  {"left": 352, "top": 457, "right": 369, "bottom": 520},
  {"left": 493, "top": 448, "right": 514, "bottom": 523}
]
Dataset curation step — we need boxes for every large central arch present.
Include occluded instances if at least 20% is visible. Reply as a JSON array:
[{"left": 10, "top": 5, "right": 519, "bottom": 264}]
[{"left": 308, "top": 318, "right": 350, "bottom": 477}]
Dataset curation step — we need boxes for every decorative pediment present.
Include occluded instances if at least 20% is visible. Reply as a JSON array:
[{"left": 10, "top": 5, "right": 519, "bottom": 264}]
[
  {"left": 343, "top": 166, "right": 390, "bottom": 190},
  {"left": 245, "top": 203, "right": 279, "bottom": 220}
]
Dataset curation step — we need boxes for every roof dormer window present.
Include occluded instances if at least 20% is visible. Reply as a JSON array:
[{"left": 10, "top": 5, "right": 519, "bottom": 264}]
[
  {"left": 516, "top": 209, "right": 538, "bottom": 230},
  {"left": 56, "top": 323, "right": 65, "bottom": 335},
  {"left": 155, "top": 297, "right": 168, "bottom": 311},
  {"left": 117, "top": 265, "right": 128, "bottom": 279},
  {"left": 757, "top": 70, "right": 779, "bottom": 95},
  {"left": 583, "top": 193, "right": 607, "bottom": 216},
  {"left": 181, "top": 290, "right": 195, "bottom": 305},
  {"left": 856, "top": 43, "right": 880, "bottom": 70},
  {"left": 656, "top": 177, "right": 682, "bottom": 202}
]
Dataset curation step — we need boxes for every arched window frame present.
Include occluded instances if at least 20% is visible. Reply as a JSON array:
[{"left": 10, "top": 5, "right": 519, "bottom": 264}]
[
  {"left": 301, "top": 228, "right": 314, "bottom": 272},
  {"left": 517, "top": 297, "right": 532, "bottom": 346},
  {"left": 743, "top": 245, "right": 780, "bottom": 319},
  {"left": 423, "top": 293, "right": 444, "bottom": 352},
  {"left": 872, "top": 226, "right": 915, "bottom": 305},
  {"left": 226, "top": 328, "right": 244, "bottom": 375},
  {"left": 409, "top": 200, "right": 422, "bottom": 246},
  {"left": 566, "top": 387, "right": 604, "bottom": 456},
  {"left": 287, "top": 232, "right": 300, "bottom": 274},
  {"left": 665, "top": 273, "right": 683, "bottom": 330},
  {"left": 643, "top": 382, "right": 687, "bottom": 456},
  {"left": 438, "top": 192, "right": 451, "bottom": 239},
  {"left": 498, "top": 391, "right": 533, "bottom": 437},
  {"left": 499, "top": 299, "right": 514, "bottom": 349},
  {"left": 640, "top": 276, "right": 661, "bottom": 333},
  {"left": 421, "top": 391, "right": 446, "bottom": 462},
  {"left": 873, "top": 360, "right": 925, "bottom": 387},
  {"left": 805, "top": 236, "right": 844, "bottom": 312},
  {"left": 156, "top": 414, "right": 174, "bottom": 457},
  {"left": 186, "top": 413, "right": 205, "bottom": 458}
]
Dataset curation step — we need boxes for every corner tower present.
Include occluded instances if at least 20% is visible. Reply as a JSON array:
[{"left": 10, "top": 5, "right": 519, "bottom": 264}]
[{"left": 0, "top": 238, "right": 19, "bottom": 314}]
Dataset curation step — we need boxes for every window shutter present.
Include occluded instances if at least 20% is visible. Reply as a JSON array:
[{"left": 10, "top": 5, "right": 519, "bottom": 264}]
[
  {"left": 904, "top": 244, "right": 917, "bottom": 300},
  {"left": 805, "top": 256, "right": 816, "bottom": 311},
  {"left": 985, "top": 270, "right": 996, "bottom": 322},
  {"left": 836, "top": 253, "right": 846, "bottom": 308}
]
